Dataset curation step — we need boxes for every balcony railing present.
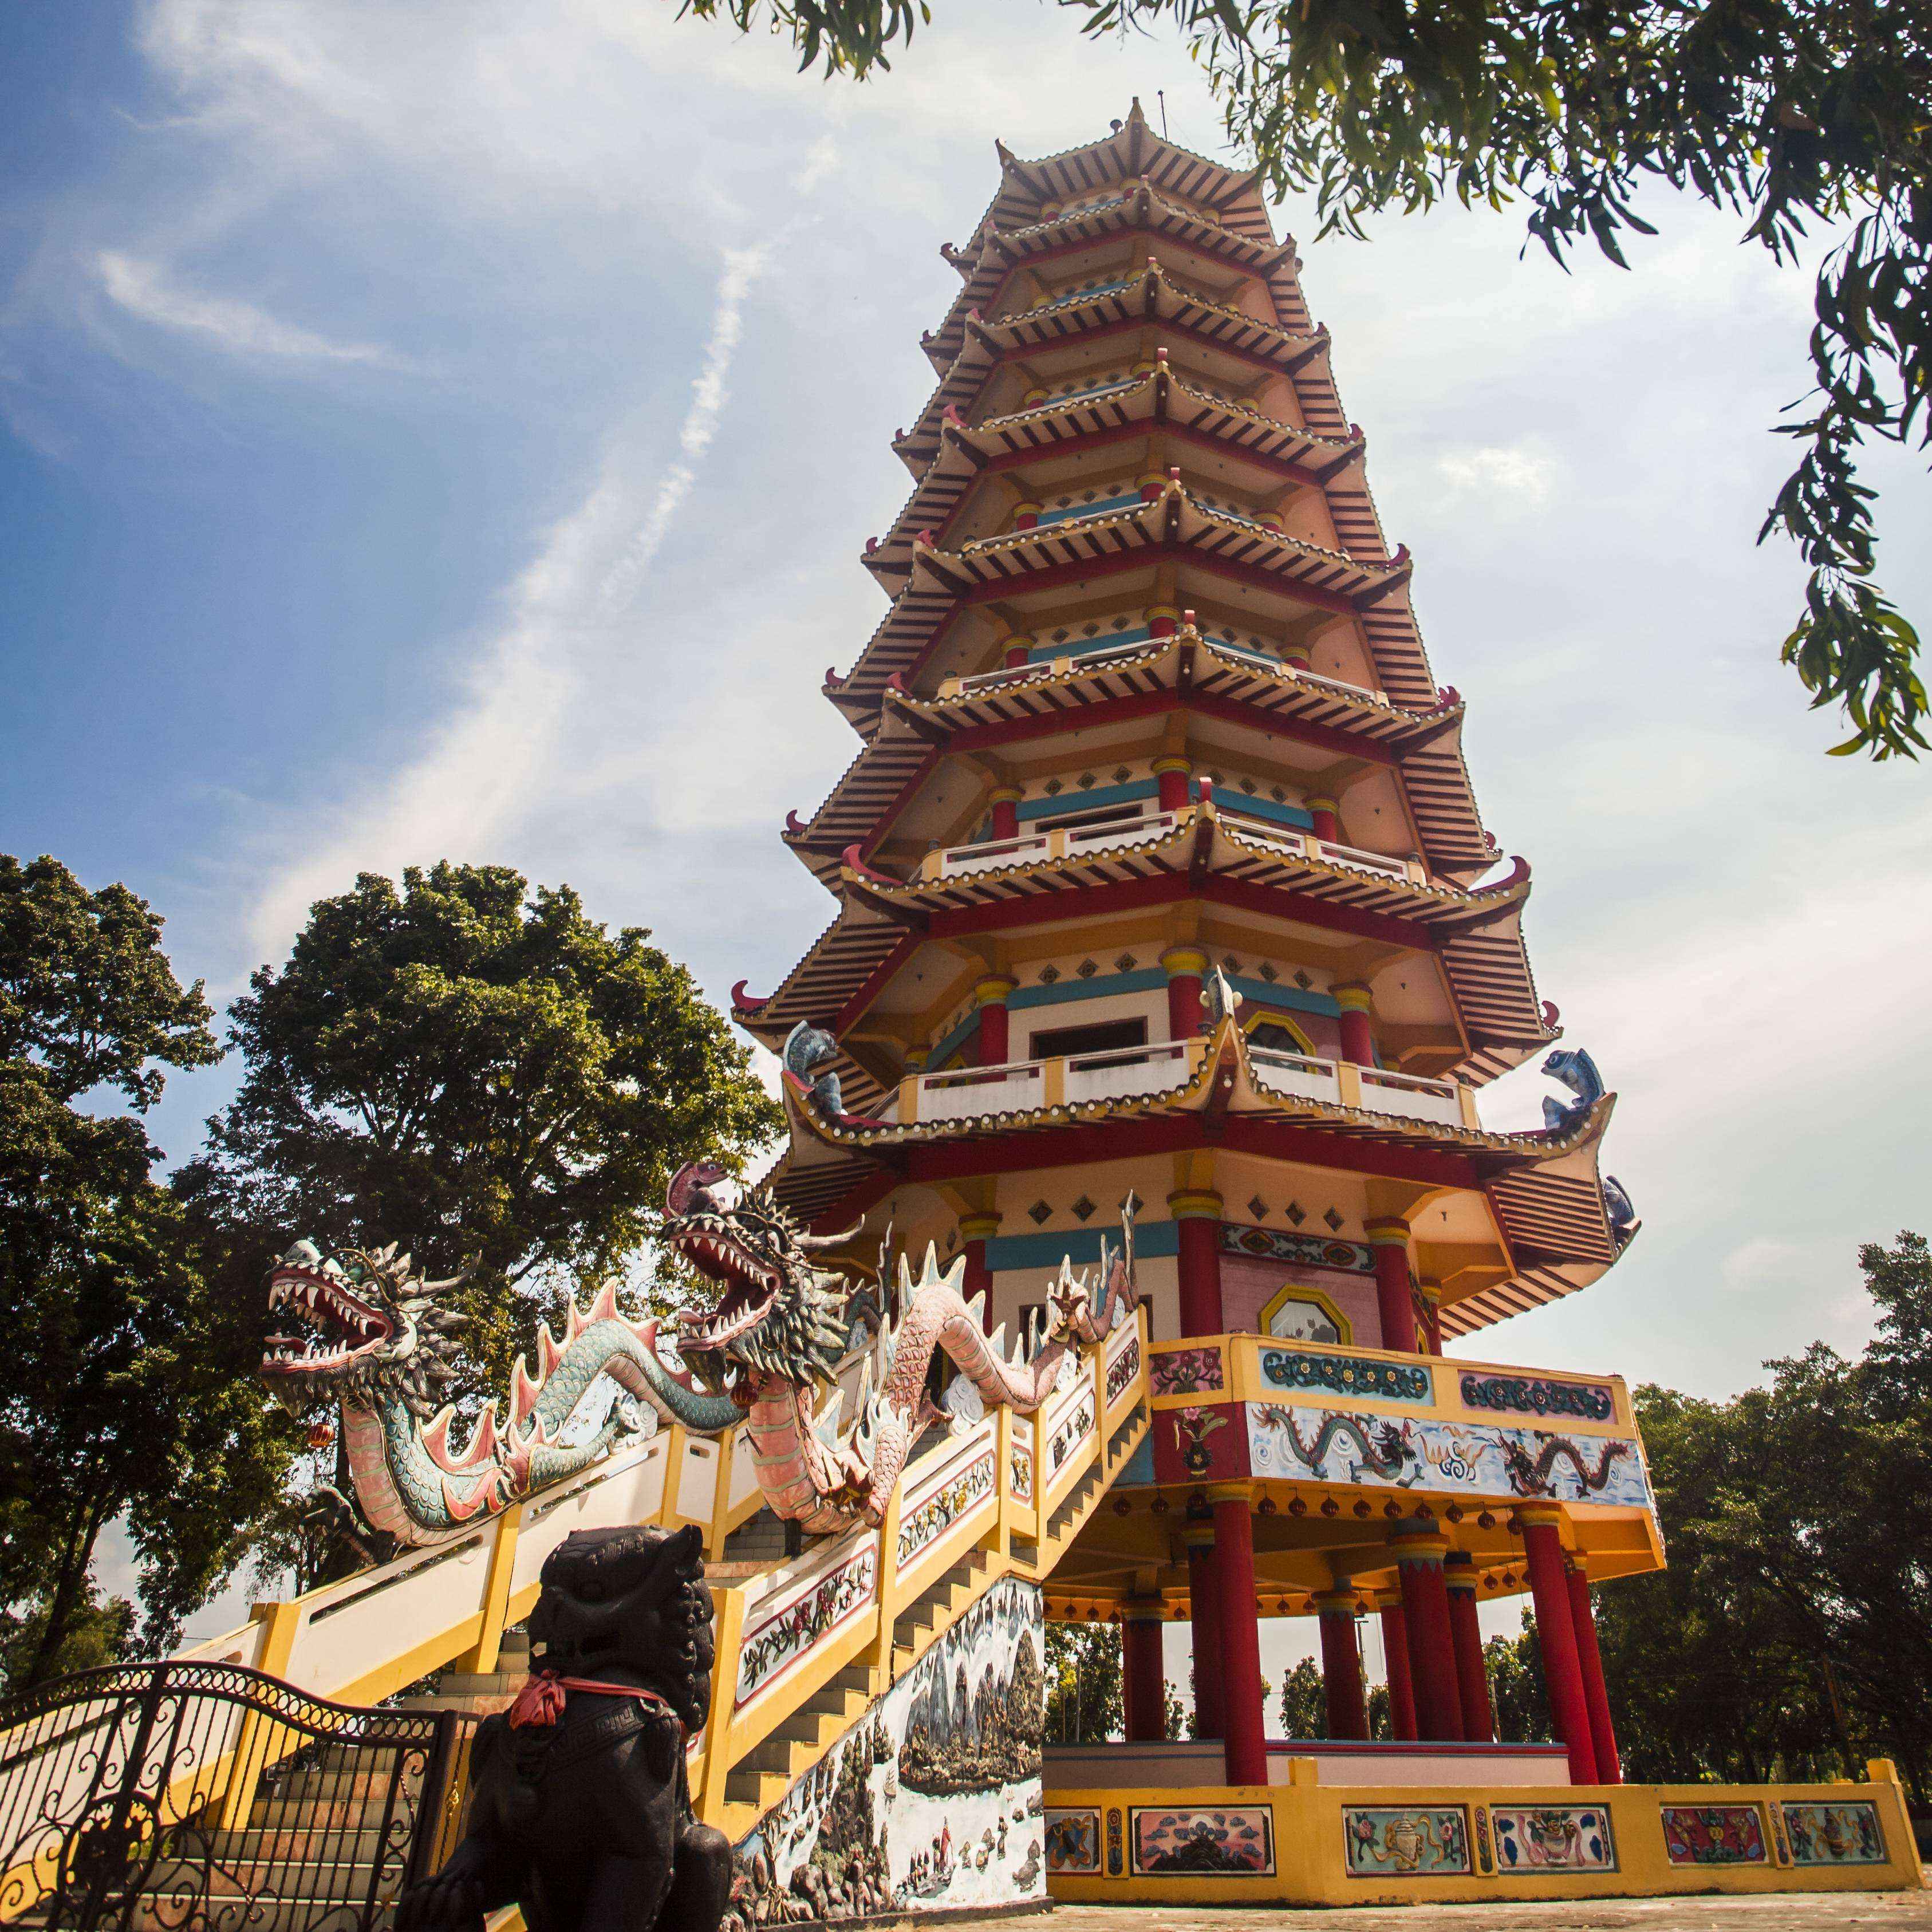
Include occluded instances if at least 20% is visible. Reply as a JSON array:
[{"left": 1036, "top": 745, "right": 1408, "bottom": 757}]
[
  {"left": 922, "top": 808, "right": 1180, "bottom": 880},
  {"left": 901, "top": 1040, "right": 1200, "bottom": 1124},
  {"left": 1217, "top": 811, "right": 1422, "bottom": 883},
  {"left": 1248, "top": 1047, "right": 1475, "bottom": 1127}
]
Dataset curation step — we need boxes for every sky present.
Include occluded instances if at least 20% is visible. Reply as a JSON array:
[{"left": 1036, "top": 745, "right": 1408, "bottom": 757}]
[{"left": 6, "top": 1, "right": 1931, "bottom": 1648}]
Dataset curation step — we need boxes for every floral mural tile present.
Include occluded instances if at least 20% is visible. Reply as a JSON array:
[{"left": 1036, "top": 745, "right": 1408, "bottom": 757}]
[
  {"left": 1129, "top": 1805, "right": 1275, "bottom": 1876},
  {"left": 1043, "top": 1808, "right": 1102, "bottom": 1875},
  {"left": 1782, "top": 1800, "right": 1888, "bottom": 1865},
  {"left": 1343, "top": 1806, "right": 1472, "bottom": 1877},
  {"left": 1659, "top": 1804, "right": 1768, "bottom": 1866},
  {"left": 1150, "top": 1345, "right": 1223, "bottom": 1397},
  {"left": 1492, "top": 1804, "right": 1616, "bottom": 1872}
]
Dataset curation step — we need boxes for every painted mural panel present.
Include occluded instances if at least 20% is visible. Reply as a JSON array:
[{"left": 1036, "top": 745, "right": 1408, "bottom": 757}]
[
  {"left": 1043, "top": 1808, "right": 1102, "bottom": 1875},
  {"left": 1343, "top": 1806, "right": 1472, "bottom": 1877},
  {"left": 1150, "top": 1346, "right": 1223, "bottom": 1397},
  {"left": 1782, "top": 1800, "right": 1888, "bottom": 1866},
  {"left": 1491, "top": 1804, "right": 1616, "bottom": 1872},
  {"left": 1247, "top": 1402, "right": 1650, "bottom": 1507},
  {"left": 1129, "top": 1806, "right": 1275, "bottom": 1876},
  {"left": 723, "top": 1576, "right": 1046, "bottom": 1928},
  {"left": 1659, "top": 1804, "right": 1768, "bottom": 1866}
]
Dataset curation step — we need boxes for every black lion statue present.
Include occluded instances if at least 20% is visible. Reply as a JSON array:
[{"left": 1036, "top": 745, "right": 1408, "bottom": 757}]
[{"left": 399, "top": 1523, "right": 731, "bottom": 1932}]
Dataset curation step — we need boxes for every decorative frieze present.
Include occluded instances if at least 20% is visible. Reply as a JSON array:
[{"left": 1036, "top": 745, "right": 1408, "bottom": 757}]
[
  {"left": 1221, "top": 1223, "right": 1373, "bottom": 1272},
  {"left": 1461, "top": 1371, "right": 1615, "bottom": 1422},
  {"left": 1260, "top": 1347, "right": 1432, "bottom": 1406}
]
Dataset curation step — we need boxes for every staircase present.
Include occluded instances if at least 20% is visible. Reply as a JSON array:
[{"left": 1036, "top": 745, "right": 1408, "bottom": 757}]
[{"left": 169, "top": 1310, "right": 1149, "bottom": 1854}]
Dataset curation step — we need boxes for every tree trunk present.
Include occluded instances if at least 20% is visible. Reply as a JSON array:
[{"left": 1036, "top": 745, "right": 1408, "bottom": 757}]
[{"left": 22, "top": 1502, "right": 104, "bottom": 1688}]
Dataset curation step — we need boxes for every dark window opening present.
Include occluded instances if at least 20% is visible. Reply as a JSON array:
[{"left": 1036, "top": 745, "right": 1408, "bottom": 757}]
[
  {"left": 1248, "top": 1021, "right": 1310, "bottom": 1055},
  {"left": 1033, "top": 801, "right": 1148, "bottom": 835},
  {"left": 1030, "top": 1017, "right": 1148, "bottom": 1061}
]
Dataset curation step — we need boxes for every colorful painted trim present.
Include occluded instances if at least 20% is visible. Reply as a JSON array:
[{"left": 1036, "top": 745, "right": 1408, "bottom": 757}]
[
  {"left": 1151, "top": 1346, "right": 1223, "bottom": 1396},
  {"left": 1472, "top": 1804, "right": 1493, "bottom": 1875},
  {"left": 1044, "top": 1809, "right": 1103, "bottom": 1875},
  {"left": 1049, "top": 1398, "right": 1096, "bottom": 1475},
  {"left": 1130, "top": 1805, "right": 1275, "bottom": 1877},
  {"left": 1221, "top": 1224, "right": 1373, "bottom": 1273},
  {"left": 1105, "top": 1807, "right": 1125, "bottom": 1877},
  {"left": 1008, "top": 1441, "right": 1034, "bottom": 1502},
  {"left": 1460, "top": 1372, "right": 1615, "bottom": 1422},
  {"left": 1260, "top": 1347, "right": 1432, "bottom": 1405},
  {"left": 1344, "top": 1806, "right": 1471, "bottom": 1877},
  {"left": 897, "top": 1450, "right": 995, "bottom": 1563},
  {"left": 1247, "top": 1403, "right": 1651, "bottom": 1507},
  {"left": 1105, "top": 1334, "right": 1142, "bottom": 1406},
  {"left": 1659, "top": 1804, "right": 1768, "bottom": 1866},
  {"left": 735, "top": 1545, "right": 877, "bottom": 1706},
  {"left": 1782, "top": 1801, "right": 1888, "bottom": 1865},
  {"left": 1491, "top": 1804, "right": 1616, "bottom": 1872}
]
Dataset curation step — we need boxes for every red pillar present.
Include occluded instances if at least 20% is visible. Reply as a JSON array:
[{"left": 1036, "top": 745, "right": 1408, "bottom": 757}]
[
  {"left": 959, "top": 1211, "right": 999, "bottom": 1306},
  {"left": 1123, "top": 1606, "right": 1168, "bottom": 1742},
  {"left": 1393, "top": 1528, "right": 1464, "bottom": 1742},
  {"left": 1365, "top": 1219, "right": 1418, "bottom": 1354},
  {"left": 1306, "top": 793, "right": 1340, "bottom": 843},
  {"left": 1377, "top": 1590, "right": 1419, "bottom": 1741},
  {"left": 988, "top": 786, "right": 1022, "bottom": 841},
  {"left": 1161, "top": 945, "right": 1206, "bottom": 1039},
  {"left": 1333, "top": 982, "right": 1375, "bottom": 1066},
  {"left": 1153, "top": 756, "right": 1193, "bottom": 814},
  {"left": 1002, "top": 633, "right": 1034, "bottom": 668},
  {"left": 1444, "top": 1555, "right": 1493, "bottom": 1742},
  {"left": 1146, "top": 600, "right": 1180, "bottom": 636},
  {"left": 973, "top": 975, "right": 1014, "bottom": 1067},
  {"left": 1184, "top": 1525, "right": 1224, "bottom": 1740},
  {"left": 1012, "top": 500, "right": 1042, "bottom": 531},
  {"left": 1519, "top": 1506, "right": 1600, "bottom": 1784},
  {"left": 1314, "top": 1591, "right": 1369, "bottom": 1741},
  {"left": 1567, "top": 1559, "right": 1622, "bottom": 1783},
  {"left": 1211, "top": 1487, "right": 1268, "bottom": 1785},
  {"left": 1169, "top": 1190, "right": 1224, "bottom": 1336},
  {"left": 1138, "top": 472, "right": 1167, "bottom": 506}
]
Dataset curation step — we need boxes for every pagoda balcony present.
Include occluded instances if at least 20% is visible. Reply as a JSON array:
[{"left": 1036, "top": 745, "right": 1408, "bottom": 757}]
[
  {"left": 944, "top": 631, "right": 1383, "bottom": 703},
  {"left": 886, "top": 1037, "right": 1480, "bottom": 1132}
]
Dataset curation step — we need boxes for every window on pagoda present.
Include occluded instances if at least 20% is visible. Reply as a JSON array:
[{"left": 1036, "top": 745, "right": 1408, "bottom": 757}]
[
  {"left": 1029, "top": 1017, "right": 1146, "bottom": 1062},
  {"left": 1249, "top": 1019, "right": 1315, "bottom": 1057}
]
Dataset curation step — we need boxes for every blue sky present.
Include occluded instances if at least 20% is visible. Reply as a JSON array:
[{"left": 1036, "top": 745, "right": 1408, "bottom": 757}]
[{"left": 7, "top": 0, "right": 1932, "bottom": 1448}]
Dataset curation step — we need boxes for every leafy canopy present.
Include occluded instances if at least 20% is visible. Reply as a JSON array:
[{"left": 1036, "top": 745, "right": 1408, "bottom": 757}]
[{"left": 690, "top": 0, "right": 1931, "bottom": 758}]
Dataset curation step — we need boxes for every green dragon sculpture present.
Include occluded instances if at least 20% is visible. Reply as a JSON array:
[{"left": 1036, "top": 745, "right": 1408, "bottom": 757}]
[{"left": 259, "top": 1239, "right": 745, "bottom": 1547}]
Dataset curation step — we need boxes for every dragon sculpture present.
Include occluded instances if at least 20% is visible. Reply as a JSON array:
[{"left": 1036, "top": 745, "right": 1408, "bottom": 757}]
[
  {"left": 662, "top": 1161, "right": 1137, "bottom": 1536},
  {"left": 260, "top": 1240, "right": 743, "bottom": 1547},
  {"left": 262, "top": 1162, "right": 1134, "bottom": 1546}
]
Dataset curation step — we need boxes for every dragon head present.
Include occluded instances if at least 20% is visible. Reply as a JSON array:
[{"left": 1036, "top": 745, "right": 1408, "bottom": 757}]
[
  {"left": 663, "top": 1161, "right": 867, "bottom": 1401},
  {"left": 259, "top": 1238, "right": 468, "bottom": 1418}
]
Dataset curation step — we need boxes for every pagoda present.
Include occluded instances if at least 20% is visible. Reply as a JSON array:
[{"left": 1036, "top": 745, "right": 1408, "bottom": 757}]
[{"left": 736, "top": 102, "right": 1650, "bottom": 1799}]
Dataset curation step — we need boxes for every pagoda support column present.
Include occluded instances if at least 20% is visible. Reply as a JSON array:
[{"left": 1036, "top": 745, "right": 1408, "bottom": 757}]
[
  {"left": 973, "top": 975, "right": 1015, "bottom": 1067},
  {"left": 1153, "top": 756, "right": 1192, "bottom": 813},
  {"left": 988, "top": 786, "right": 1023, "bottom": 841},
  {"left": 1392, "top": 1525, "right": 1464, "bottom": 1742},
  {"left": 959, "top": 1211, "right": 1000, "bottom": 1306},
  {"left": 1146, "top": 601, "right": 1180, "bottom": 637},
  {"left": 1416, "top": 1279, "right": 1444, "bottom": 1357},
  {"left": 1365, "top": 1218, "right": 1419, "bottom": 1354},
  {"left": 1306, "top": 794, "right": 1341, "bottom": 843},
  {"left": 1169, "top": 1188, "right": 1224, "bottom": 1337},
  {"left": 1002, "top": 632, "right": 1034, "bottom": 669},
  {"left": 1445, "top": 1554, "right": 1493, "bottom": 1742},
  {"left": 1161, "top": 945, "right": 1207, "bottom": 1040},
  {"left": 1567, "top": 1556, "right": 1622, "bottom": 1783},
  {"left": 1182, "top": 1521, "right": 1224, "bottom": 1740},
  {"left": 1334, "top": 982, "right": 1375, "bottom": 1066},
  {"left": 1209, "top": 1485, "right": 1268, "bottom": 1785},
  {"left": 1314, "top": 1591, "right": 1369, "bottom": 1741},
  {"left": 1012, "top": 501, "right": 1042, "bottom": 531},
  {"left": 1519, "top": 1506, "right": 1600, "bottom": 1783},
  {"left": 1122, "top": 1602, "right": 1168, "bottom": 1742},
  {"left": 1377, "top": 1589, "right": 1419, "bottom": 1741}
]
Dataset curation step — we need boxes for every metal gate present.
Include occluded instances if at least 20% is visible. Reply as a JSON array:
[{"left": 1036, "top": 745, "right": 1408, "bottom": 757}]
[{"left": 0, "top": 1662, "right": 476, "bottom": 1932}]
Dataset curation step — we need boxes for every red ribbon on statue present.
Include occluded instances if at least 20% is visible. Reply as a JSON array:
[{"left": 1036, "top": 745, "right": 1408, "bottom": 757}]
[{"left": 507, "top": 1670, "right": 681, "bottom": 1732}]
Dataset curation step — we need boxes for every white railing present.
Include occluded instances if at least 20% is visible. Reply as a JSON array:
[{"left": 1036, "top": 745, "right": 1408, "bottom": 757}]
[
  {"left": 1219, "top": 811, "right": 1417, "bottom": 882},
  {"left": 1248, "top": 1047, "right": 1468, "bottom": 1127},
  {"left": 955, "top": 633, "right": 1157, "bottom": 695},
  {"left": 1296, "top": 665, "right": 1387, "bottom": 703},
  {"left": 928, "top": 808, "right": 1177, "bottom": 878},
  {"left": 917, "top": 1059, "right": 1047, "bottom": 1122},
  {"left": 1063, "top": 1039, "right": 1192, "bottom": 1103}
]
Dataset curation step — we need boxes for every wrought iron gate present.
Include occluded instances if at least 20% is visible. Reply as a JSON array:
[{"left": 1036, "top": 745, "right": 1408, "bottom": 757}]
[{"left": 0, "top": 1662, "right": 475, "bottom": 1932}]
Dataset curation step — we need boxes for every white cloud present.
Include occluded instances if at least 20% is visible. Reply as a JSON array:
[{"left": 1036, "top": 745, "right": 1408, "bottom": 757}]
[
  {"left": 96, "top": 250, "right": 406, "bottom": 366},
  {"left": 1436, "top": 443, "right": 1557, "bottom": 502}
]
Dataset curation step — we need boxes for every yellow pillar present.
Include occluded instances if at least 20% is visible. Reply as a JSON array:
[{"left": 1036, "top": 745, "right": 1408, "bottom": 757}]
[
  {"left": 695, "top": 1586, "right": 747, "bottom": 1827},
  {"left": 216, "top": 1599, "right": 305, "bottom": 1830},
  {"left": 453, "top": 1501, "right": 524, "bottom": 1674}
]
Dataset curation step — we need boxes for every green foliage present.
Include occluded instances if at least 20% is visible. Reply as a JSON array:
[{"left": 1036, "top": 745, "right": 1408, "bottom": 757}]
[
  {"left": 697, "top": 0, "right": 1931, "bottom": 758},
  {"left": 184, "top": 864, "right": 782, "bottom": 1411},
  {"left": 1162, "top": 1675, "right": 1186, "bottom": 1740},
  {"left": 0, "top": 855, "right": 295, "bottom": 1689},
  {"left": 1046, "top": 1620, "right": 1122, "bottom": 1741},
  {"left": 1485, "top": 1625, "right": 1549, "bottom": 1745},
  {"left": 1278, "top": 1654, "right": 1326, "bottom": 1737}
]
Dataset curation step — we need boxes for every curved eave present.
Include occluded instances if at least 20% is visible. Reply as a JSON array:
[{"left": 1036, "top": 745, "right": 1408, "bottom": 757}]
[
  {"left": 839, "top": 805, "right": 1524, "bottom": 937},
  {"left": 896, "top": 265, "right": 1330, "bottom": 476},
  {"left": 869, "top": 370, "right": 1365, "bottom": 585},
  {"left": 927, "top": 184, "right": 1290, "bottom": 376}
]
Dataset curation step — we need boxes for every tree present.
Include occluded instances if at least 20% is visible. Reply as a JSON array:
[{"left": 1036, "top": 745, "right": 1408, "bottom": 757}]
[
  {"left": 1278, "top": 1655, "right": 1325, "bottom": 1738},
  {"left": 1486, "top": 1626, "right": 1551, "bottom": 1746},
  {"left": 1046, "top": 1620, "right": 1122, "bottom": 1741},
  {"left": 184, "top": 864, "right": 783, "bottom": 1413},
  {"left": 691, "top": 0, "right": 1930, "bottom": 760},
  {"left": 0, "top": 855, "right": 294, "bottom": 1687}
]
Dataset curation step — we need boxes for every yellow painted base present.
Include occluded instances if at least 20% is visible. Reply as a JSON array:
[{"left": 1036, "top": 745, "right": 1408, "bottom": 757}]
[{"left": 1044, "top": 1767, "right": 1925, "bottom": 1905}]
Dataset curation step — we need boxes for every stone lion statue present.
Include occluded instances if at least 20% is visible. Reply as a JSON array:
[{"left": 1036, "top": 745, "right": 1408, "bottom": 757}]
[{"left": 399, "top": 1523, "right": 730, "bottom": 1932}]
